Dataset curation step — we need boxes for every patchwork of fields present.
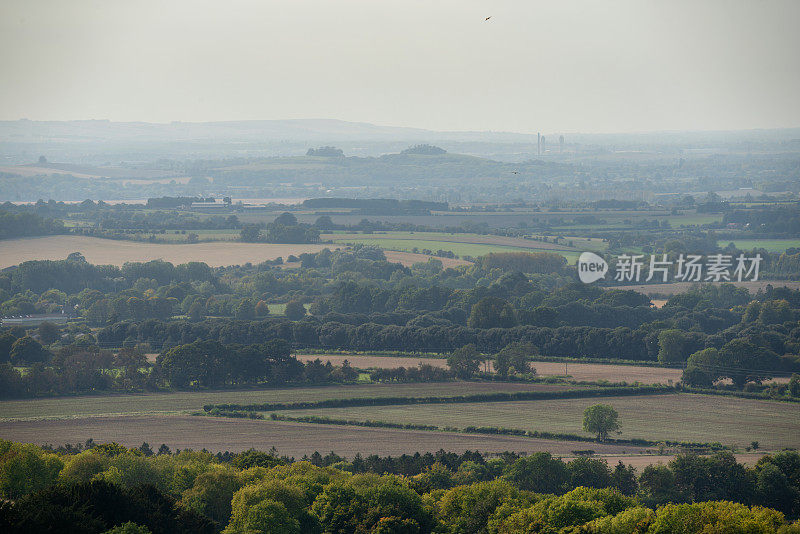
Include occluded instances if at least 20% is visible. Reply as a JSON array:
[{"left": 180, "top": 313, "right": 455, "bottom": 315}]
[
  {"left": 281, "top": 393, "right": 800, "bottom": 450},
  {"left": 0, "top": 381, "right": 570, "bottom": 421}
]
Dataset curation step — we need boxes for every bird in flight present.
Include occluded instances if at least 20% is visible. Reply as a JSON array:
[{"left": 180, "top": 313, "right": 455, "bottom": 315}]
[
  {"left": 510, "top": 171, "right": 520, "bottom": 174},
  {"left": 485, "top": 16, "right": 492, "bottom": 21}
]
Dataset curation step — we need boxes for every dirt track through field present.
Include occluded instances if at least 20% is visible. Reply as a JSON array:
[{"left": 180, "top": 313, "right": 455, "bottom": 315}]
[
  {"left": 296, "top": 355, "right": 683, "bottom": 384},
  {"left": 0, "top": 415, "right": 649, "bottom": 457}
]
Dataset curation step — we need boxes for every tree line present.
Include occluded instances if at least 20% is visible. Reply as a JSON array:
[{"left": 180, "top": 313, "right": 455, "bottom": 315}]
[{"left": 1, "top": 440, "right": 799, "bottom": 532}]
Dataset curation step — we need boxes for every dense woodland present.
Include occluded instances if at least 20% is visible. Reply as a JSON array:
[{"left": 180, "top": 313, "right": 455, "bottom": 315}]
[
  {"left": 1, "top": 441, "right": 799, "bottom": 533},
  {"left": 1, "top": 241, "right": 800, "bottom": 398}
]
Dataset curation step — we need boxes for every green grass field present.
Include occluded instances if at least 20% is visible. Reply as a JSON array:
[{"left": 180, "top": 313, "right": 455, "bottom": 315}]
[
  {"left": 326, "top": 232, "right": 582, "bottom": 261},
  {"left": 717, "top": 239, "right": 800, "bottom": 253},
  {"left": 665, "top": 214, "right": 724, "bottom": 226},
  {"left": 0, "top": 382, "right": 570, "bottom": 421},
  {"left": 281, "top": 393, "right": 800, "bottom": 450},
  {"left": 267, "top": 303, "right": 287, "bottom": 315}
]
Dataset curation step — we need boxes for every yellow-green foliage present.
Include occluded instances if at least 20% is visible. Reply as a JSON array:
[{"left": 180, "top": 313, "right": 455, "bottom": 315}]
[
  {"left": 59, "top": 450, "right": 111, "bottom": 484},
  {"left": 0, "top": 440, "right": 63, "bottom": 499},
  {"left": 257, "top": 461, "right": 347, "bottom": 505},
  {"left": 311, "top": 473, "right": 432, "bottom": 534},
  {"left": 94, "top": 452, "right": 162, "bottom": 490},
  {"left": 648, "top": 501, "right": 786, "bottom": 534},
  {"left": 2, "top": 440, "right": 800, "bottom": 534},
  {"left": 489, "top": 487, "right": 636, "bottom": 533},
  {"left": 435, "top": 479, "right": 533, "bottom": 534},
  {"left": 583, "top": 506, "right": 656, "bottom": 534},
  {"left": 411, "top": 462, "right": 457, "bottom": 494},
  {"left": 225, "top": 479, "right": 312, "bottom": 534},
  {"left": 152, "top": 450, "right": 216, "bottom": 495},
  {"left": 179, "top": 466, "right": 243, "bottom": 525}
]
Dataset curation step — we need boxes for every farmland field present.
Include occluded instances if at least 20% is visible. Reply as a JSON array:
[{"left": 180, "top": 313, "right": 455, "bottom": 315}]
[
  {"left": 321, "top": 230, "right": 585, "bottom": 261},
  {"left": 0, "top": 235, "right": 473, "bottom": 270},
  {"left": 323, "top": 231, "right": 578, "bottom": 251},
  {"left": 0, "top": 415, "right": 650, "bottom": 457},
  {"left": 326, "top": 236, "right": 572, "bottom": 259},
  {"left": 0, "top": 235, "right": 335, "bottom": 268},
  {"left": 281, "top": 393, "right": 800, "bottom": 450},
  {"left": 0, "top": 381, "right": 571, "bottom": 421},
  {"left": 296, "top": 355, "right": 684, "bottom": 384}
]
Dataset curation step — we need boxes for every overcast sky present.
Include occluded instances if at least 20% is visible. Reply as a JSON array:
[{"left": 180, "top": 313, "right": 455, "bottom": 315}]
[{"left": 1, "top": 0, "right": 798, "bottom": 134}]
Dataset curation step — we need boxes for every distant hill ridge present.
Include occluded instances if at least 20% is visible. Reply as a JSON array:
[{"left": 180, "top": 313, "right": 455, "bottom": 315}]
[{"left": 0, "top": 118, "right": 540, "bottom": 143}]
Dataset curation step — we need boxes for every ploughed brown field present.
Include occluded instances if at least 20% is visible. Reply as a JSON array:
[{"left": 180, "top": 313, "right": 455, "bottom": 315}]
[
  {"left": 296, "top": 355, "right": 684, "bottom": 385},
  {"left": 0, "top": 236, "right": 335, "bottom": 268},
  {"left": 0, "top": 235, "right": 470, "bottom": 270},
  {"left": 0, "top": 415, "right": 650, "bottom": 457}
]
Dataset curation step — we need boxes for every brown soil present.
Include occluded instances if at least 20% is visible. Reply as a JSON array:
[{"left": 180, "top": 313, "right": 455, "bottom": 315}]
[
  {"left": 0, "top": 236, "right": 336, "bottom": 268},
  {"left": 0, "top": 415, "right": 649, "bottom": 457}
]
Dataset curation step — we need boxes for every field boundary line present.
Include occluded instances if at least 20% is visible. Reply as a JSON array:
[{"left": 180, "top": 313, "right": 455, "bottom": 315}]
[{"left": 203, "top": 385, "right": 673, "bottom": 412}]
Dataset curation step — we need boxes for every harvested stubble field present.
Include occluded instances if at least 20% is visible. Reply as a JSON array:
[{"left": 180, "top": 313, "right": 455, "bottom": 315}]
[
  {"left": 0, "top": 381, "right": 570, "bottom": 421},
  {"left": 281, "top": 393, "right": 800, "bottom": 450},
  {"left": 296, "top": 355, "right": 684, "bottom": 385},
  {"left": 0, "top": 415, "right": 649, "bottom": 457},
  {"left": 0, "top": 235, "right": 335, "bottom": 268}
]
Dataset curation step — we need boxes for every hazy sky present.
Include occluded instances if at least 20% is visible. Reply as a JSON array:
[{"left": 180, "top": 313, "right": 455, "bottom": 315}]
[{"left": 1, "top": 0, "right": 799, "bottom": 133}]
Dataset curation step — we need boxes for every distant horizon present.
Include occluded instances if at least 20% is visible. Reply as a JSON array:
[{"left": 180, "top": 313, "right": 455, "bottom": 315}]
[
  {"left": 3, "top": 1, "right": 799, "bottom": 134},
  {"left": 3, "top": 116, "right": 800, "bottom": 138}
]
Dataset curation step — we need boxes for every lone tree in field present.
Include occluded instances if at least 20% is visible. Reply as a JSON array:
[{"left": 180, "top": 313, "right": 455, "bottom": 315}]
[{"left": 583, "top": 404, "right": 620, "bottom": 442}]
